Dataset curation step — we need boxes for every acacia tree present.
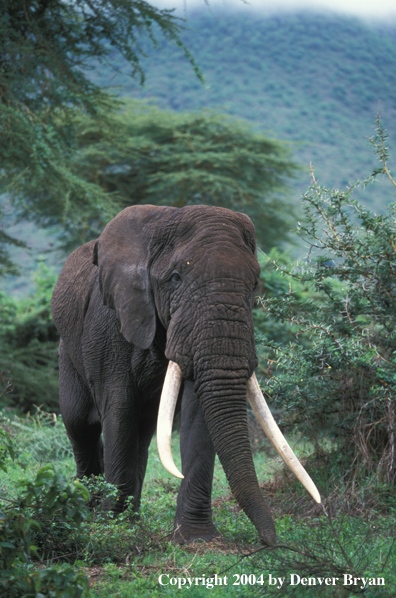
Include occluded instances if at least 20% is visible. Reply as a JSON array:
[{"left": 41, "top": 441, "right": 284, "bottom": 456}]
[
  {"left": 60, "top": 102, "right": 298, "bottom": 249},
  {"left": 0, "top": 0, "right": 198, "bottom": 272}
]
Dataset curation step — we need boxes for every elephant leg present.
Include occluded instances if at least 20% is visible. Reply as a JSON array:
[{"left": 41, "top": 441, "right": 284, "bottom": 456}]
[
  {"left": 101, "top": 396, "right": 144, "bottom": 514},
  {"left": 59, "top": 342, "right": 103, "bottom": 478},
  {"left": 172, "top": 380, "right": 220, "bottom": 543}
]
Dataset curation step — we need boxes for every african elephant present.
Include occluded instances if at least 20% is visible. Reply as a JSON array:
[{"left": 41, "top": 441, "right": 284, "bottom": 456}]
[{"left": 51, "top": 204, "right": 320, "bottom": 546}]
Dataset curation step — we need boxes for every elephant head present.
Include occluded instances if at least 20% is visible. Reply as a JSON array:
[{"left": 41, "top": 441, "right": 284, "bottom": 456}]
[{"left": 91, "top": 204, "right": 320, "bottom": 545}]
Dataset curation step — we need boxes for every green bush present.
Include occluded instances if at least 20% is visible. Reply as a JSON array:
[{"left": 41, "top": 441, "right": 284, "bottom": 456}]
[
  {"left": 258, "top": 116, "right": 396, "bottom": 482},
  {"left": 0, "top": 265, "right": 60, "bottom": 412},
  {"left": 0, "top": 427, "right": 89, "bottom": 597}
]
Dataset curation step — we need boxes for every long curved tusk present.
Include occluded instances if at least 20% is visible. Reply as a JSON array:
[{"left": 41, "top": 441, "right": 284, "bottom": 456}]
[
  {"left": 247, "top": 374, "right": 321, "bottom": 504},
  {"left": 157, "top": 361, "right": 184, "bottom": 479}
]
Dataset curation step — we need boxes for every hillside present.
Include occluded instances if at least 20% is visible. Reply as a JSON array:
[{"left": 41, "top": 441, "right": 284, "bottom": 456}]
[
  {"left": 4, "top": 10, "right": 396, "bottom": 296},
  {"left": 91, "top": 10, "right": 396, "bottom": 210}
]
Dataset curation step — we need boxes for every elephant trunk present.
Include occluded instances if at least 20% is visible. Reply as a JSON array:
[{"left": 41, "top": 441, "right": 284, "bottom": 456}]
[
  {"left": 161, "top": 292, "right": 319, "bottom": 544},
  {"left": 193, "top": 355, "right": 277, "bottom": 545}
]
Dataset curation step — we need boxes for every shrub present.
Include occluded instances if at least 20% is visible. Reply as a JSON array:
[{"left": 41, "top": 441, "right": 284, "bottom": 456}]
[
  {"left": 0, "top": 264, "right": 60, "bottom": 412},
  {"left": 258, "top": 115, "right": 396, "bottom": 482},
  {"left": 0, "top": 427, "right": 89, "bottom": 597}
]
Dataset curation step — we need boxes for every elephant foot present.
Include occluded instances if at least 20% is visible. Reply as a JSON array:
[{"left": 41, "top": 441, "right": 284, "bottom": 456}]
[{"left": 171, "top": 522, "right": 221, "bottom": 544}]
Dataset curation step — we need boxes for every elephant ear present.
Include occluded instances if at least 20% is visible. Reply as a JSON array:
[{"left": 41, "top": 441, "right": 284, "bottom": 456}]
[
  {"left": 93, "top": 205, "right": 167, "bottom": 349},
  {"left": 237, "top": 212, "right": 257, "bottom": 258}
]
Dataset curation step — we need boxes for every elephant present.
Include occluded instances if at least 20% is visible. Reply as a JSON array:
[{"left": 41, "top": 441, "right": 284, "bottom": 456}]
[{"left": 51, "top": 204, "right": 320, "bottom": 546}]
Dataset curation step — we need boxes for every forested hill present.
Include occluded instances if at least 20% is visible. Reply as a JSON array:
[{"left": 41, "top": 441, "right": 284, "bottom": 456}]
[
  {"left": 92, "top": 10, "right": 396, "bottom": 211},
  {"left": 4, "top": 9, "right": 396, "bottom": 296}
]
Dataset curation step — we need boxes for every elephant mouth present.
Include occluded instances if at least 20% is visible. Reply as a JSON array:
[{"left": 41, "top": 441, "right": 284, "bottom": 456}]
[{"left": 156, "top": 361, "right": 321, "bottom": 504}]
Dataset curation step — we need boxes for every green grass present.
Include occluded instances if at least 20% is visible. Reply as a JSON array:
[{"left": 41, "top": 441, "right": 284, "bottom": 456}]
[{"left": 1, "top": 410, "right": 395, "bottom": 597}]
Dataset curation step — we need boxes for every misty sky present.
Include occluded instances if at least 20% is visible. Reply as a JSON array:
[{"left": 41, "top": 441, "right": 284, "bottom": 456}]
[{"left": 151, "top": 0, "right": 396, "bottom": 20}]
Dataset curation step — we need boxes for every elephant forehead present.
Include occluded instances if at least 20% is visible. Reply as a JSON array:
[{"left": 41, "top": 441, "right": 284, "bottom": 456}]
[
  {"left": 164, "top": 207, "right": 253, "bottom": 242},
  {"left": 172, "top": 225, "right": 256, "bottom": 260}
]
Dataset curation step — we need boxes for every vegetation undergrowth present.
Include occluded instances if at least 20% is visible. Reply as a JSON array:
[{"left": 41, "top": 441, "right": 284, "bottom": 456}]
[
  {"left": 0, "top": 264, "right": 60, "bottom": 412},
  {"left": 1, "top": 408, "right": 395, "bottom": 597}
]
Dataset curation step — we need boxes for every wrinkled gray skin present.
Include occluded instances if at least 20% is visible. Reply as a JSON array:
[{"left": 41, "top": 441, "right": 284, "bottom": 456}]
[{"left": 51, "top": 204, "right": 276, "bottom": 545}]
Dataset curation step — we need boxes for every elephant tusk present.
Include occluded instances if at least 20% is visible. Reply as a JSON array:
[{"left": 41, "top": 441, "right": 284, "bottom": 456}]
[
  {"left": 157, "top": 361, "right": 184, "bottom": 479},
  {"left": 247, "top": 374, "right": 321, "bottom": 504}
]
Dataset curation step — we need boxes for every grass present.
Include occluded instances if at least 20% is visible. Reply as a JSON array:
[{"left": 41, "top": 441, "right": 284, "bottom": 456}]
[{"left": 1, "top": 410, "right": 395, "bottom": 597}]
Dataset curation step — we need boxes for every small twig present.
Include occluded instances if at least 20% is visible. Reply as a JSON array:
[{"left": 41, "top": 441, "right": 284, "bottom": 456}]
[
  {"left": 48, "top": 551, "right": 77, "bottom": 562},
  {"left": 257, "top": 248, "right": 301, "bottom": 282},
  {"left": 310, "top": 163, "right": 320, "bottom": 192},
  {"left": 380, "top": 538, "right": 395, "bottom": 573}
]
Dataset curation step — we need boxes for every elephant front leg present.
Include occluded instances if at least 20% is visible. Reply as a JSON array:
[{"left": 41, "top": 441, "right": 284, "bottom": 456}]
[{"left": 172, "top": 381, "right": 220, "bottom": 543}]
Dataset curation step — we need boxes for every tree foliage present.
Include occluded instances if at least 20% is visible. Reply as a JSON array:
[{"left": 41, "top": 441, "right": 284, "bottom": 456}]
[
  {"left": 64, "top": 101, "right": 298, "bottom": 249},
  {"left": 0, "top": 2, "right": 299, "bottom": 273},
  {"left": 0, "top": 0, "right": 197, "bottom": 273},
  {"left": 0, "top": 265, "right": 60, "bottom": 412},
  {"left": 258, "top": 117, "right": 396, "bottom": 482}
]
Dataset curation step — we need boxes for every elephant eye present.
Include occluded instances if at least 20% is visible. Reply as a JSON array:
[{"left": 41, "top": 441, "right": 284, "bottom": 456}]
[{"left": 170, "top": 272, "right": 182, "bottom": 284}]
